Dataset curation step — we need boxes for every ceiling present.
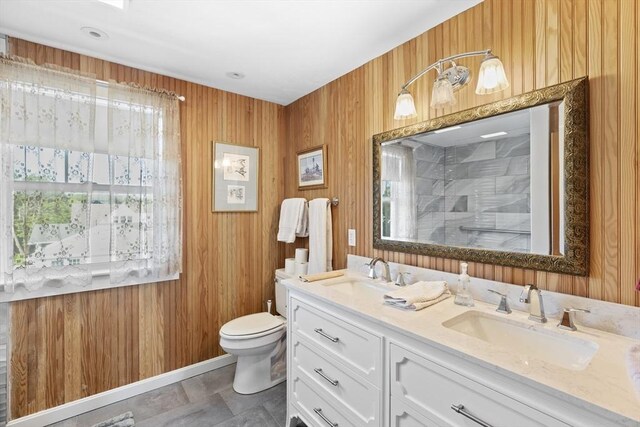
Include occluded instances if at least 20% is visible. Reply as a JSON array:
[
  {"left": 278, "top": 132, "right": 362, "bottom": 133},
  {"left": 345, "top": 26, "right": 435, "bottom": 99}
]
[
  {"left": 0, "top": 0, "right": 481, "bottom": 105},
  {"left": 401, "top": 108, "right": 532, "bottom": 148}
]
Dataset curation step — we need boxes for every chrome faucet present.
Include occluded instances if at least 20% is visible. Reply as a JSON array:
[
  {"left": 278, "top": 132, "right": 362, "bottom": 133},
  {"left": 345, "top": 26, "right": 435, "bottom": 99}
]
[
  {"left": 519, "top": 284, "right": 547, "bottom": 323},
  {"left": 367, "top": 257, "right": 391, "bottom": 282}
]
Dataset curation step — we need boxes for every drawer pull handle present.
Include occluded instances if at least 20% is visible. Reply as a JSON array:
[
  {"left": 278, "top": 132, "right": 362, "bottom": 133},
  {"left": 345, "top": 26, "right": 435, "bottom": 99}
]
[
  {"left": 314, "top": 328, "right": 340, "bottom": 343},
  {"left": 314, "top": 407, "right": 338, "bottom": 427},
  {"left": 314, "top": 368, "right": 339, "bottom": 386},
  {"left": 451, "top": 404, "right": 492, "bottom": 427}
]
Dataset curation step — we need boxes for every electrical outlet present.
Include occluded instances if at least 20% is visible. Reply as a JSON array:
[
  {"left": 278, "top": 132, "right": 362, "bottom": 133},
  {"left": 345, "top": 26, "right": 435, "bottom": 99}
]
[{"left": 348, "top": 229, "right": 356, "bottom": 246}]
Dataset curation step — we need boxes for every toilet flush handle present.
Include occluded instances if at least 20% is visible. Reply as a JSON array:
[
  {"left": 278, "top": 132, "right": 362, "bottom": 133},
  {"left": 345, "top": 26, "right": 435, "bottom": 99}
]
[{"left": 267, "top": 300, "right": 272, "bottom": 314}]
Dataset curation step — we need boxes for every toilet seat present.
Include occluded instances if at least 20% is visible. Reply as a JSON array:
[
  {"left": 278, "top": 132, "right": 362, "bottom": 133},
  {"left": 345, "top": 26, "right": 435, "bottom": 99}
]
[{"left": 220, "top": 312, "right": 285, "bottom": 340}]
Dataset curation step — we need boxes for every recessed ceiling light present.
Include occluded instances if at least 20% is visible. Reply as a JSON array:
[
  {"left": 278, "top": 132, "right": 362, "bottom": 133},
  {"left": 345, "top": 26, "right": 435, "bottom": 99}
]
[
  {"left": 480, "top": 131, "right": 508, "bottom": 139},
  {"left": 81, "top": 27, "right": 109, "bottom": 40},
  {"left": 96, "top": 0, "right": 126, "bottom": 9},
  {"left": 226, "top": 72, "right": 245, "bottom": 80},
  {"left": 433, "top": 126, "right": 461, "bottom": 134}
]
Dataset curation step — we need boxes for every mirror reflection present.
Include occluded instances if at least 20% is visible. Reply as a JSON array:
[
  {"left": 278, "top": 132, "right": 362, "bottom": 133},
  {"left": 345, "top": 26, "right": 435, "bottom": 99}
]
[{"left": 381, "top": 101, "right": 565, "bottom": 255}]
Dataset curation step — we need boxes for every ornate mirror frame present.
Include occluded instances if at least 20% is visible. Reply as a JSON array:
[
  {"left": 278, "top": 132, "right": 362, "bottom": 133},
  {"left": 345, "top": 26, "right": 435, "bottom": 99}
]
[{"left": 373, "top": 77, "right": 589, "bottom": 276}]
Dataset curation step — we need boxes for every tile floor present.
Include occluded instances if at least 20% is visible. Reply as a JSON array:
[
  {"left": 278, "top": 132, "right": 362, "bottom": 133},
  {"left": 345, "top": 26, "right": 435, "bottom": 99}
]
[{"left": 47, "top": 364, "right": 288, "bottom": 427}]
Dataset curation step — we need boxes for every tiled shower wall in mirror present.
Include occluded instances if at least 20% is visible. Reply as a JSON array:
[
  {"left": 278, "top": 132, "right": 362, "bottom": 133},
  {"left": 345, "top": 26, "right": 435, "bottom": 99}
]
[{"left": 415, "top": 134, "right": 531, "bottom": 252}]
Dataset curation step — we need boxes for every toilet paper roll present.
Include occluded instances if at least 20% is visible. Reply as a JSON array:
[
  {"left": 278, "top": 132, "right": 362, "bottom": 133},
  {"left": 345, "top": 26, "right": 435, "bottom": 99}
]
[
  {"left": 295, "top": 248, "right": 309, "bottom": 264},
  {"left": 284, "top": 258, "right": 296, "bottom": 275},
  {"left": 295, "top": 262, "right": 308, "bottom": 276}
]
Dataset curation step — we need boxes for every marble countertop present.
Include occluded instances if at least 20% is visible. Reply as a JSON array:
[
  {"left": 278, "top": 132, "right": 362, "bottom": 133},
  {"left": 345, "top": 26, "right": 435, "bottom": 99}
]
[{"left": 283, "top": 270, "right": 640, "bottom": 424}]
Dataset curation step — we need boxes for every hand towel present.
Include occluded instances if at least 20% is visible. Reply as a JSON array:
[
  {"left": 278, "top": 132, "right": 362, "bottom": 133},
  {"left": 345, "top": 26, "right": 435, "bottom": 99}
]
[
  {"left": 300, "top": 271, "right": 344, "bottom": 282},
  {"left": 385, "top": 292, "right": 452, "bottom": 311},
  {"left": 277, "top": 198, "right": 308, "bottom": 243},
  {"left": 308, "top": 198, "right": 332, "bottom": 274},
  {"left": 384, "top": 281, "right": 451, "bottom": 311},
  {"left": 627, "top": 344, "right": 640, "bottom": 398}
]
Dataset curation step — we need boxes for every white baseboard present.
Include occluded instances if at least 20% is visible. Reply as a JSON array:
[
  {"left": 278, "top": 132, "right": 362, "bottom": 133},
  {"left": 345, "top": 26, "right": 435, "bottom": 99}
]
[{"left": 7, "top": 354, "right": 237, "bottom": 427}]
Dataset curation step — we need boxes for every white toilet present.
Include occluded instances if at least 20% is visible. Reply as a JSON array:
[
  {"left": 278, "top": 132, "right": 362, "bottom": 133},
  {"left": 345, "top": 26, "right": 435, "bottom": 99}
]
[{"left": 219, "top": 271, "right": 289, "bottom": 394}]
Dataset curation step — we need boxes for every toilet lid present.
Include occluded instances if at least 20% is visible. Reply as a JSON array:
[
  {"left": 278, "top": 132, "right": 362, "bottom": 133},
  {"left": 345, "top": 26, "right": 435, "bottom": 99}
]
[{"left": 221, "top": 312, "right": 285, "bottom": 337}]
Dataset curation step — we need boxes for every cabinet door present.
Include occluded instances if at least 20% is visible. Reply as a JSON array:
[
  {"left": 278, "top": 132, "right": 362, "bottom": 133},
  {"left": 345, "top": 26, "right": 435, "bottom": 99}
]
[
  {"left": 390, "top": 397, "right": 445, "bottom": 427},
  {"left": 292, "top": 337, "right": 380, "bottom": 426},
  {"left": 291, "top": 374, "right": 358, "bottom": 427},
  {"left": 290, "top": 298, "right": 382, "bottom": 386},
  {"left": 390, "top": 343, "right": 569, "bottom": 427}
]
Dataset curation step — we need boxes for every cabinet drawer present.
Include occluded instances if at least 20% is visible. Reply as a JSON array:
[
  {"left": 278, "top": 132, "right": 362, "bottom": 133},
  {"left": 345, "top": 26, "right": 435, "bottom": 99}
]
[
  {"left": 292, "top": 374, "right": 357, "bottom": 427},
  {"left": 292, "top": 337, "right": 380, "bottom": 426},
  {"left": 390, "top": 344, "right": 569, "bottom": 427},
  {"left": 290, "top": 298, "right": 382, "bottom": 386},
  {"left": 390, "top": 397, "right": 444, "bottom": 427}
]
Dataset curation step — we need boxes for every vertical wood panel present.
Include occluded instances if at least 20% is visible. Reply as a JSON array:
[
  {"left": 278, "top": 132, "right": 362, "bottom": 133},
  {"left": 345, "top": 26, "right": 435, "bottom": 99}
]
[
  {"left": 8, "top": 38, "right": 286, "bottom": 418},
  {"left": 602, "top": 0, "right": 619, "bottom": 302},
  {"left": 619, "top": 0, "right": 636, "bottom": 306}
]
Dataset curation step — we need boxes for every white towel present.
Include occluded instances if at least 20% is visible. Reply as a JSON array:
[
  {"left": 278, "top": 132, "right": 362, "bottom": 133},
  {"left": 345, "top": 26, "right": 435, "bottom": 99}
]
[
  {"left": 384, "top": 281, "right": 451, "bottom": 311},
  {"left": 308, "top": 198, "right": 332, "bottom": 274},
  {"left": 627, "top": 344, "right": 640, "bottom": 398},
  {"left": 277, "top": 198, "right": 308, "bottom": 243}
]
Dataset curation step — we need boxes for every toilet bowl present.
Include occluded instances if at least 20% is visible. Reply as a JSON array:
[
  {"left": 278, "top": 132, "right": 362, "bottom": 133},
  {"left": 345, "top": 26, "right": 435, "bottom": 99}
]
[{"left": 219, "top": 271, "right": 290, "bottom": 394}]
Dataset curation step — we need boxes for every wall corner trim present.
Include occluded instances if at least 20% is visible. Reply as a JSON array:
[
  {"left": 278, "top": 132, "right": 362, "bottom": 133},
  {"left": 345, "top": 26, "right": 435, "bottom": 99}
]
[{"left": 7, "top": 354, "right": 237, "bottom": 427}]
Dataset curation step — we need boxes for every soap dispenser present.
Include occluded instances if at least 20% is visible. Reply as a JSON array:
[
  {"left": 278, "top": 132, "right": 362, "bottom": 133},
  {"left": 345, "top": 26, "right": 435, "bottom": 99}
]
[{"left": 454, "top": 262, "right": 474, "bottom": 307}]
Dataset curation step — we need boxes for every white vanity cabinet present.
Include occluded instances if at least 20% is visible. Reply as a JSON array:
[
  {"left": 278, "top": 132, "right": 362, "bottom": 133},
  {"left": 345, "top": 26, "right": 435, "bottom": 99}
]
[
  {"left": 289, "top": 296, "right": 384, "bottom": 426},
  {"left": 286, "top": 289, "right": 632, "bottom": 427}
]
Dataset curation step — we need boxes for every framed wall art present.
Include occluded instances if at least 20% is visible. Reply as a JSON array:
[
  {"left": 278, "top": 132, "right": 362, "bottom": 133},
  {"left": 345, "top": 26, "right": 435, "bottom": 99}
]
[
  {"left": 212, "top": 141, "right": 259, "bottom": 212},
  {"left": 297, "top": 145, "right": 327, "bottom": 190}
]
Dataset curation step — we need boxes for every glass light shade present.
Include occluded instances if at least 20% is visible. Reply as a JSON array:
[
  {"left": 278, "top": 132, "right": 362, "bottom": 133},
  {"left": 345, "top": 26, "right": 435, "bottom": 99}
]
[
  {"left": 394, "top": 90, "right": 417, "bottom": 120},
  {"left": 475, "top": 56, "right": 509, "bottom": 95},
  {"left": 430, "top": 77, "right": 456, "bottom": 109}
]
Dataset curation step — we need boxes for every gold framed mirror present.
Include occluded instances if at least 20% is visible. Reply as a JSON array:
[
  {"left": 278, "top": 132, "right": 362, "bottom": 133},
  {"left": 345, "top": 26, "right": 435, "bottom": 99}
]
[{"left": 373, "top": 77, "right": 588, "bottom": 275}]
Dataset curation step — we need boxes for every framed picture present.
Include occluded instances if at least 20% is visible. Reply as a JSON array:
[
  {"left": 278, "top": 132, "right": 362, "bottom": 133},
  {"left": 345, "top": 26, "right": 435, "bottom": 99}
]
[
  {"left": 212, "top": 141, "right": 259, "bottom": 212},
  {"left": 297, "top": 145, "right": 327, "bottom": 190}
]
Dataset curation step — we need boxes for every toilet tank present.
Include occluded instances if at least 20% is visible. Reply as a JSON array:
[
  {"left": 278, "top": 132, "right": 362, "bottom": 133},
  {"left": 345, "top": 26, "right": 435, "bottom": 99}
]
[{"left": 274, "top": 270, "right": 290, "bottom": 317}]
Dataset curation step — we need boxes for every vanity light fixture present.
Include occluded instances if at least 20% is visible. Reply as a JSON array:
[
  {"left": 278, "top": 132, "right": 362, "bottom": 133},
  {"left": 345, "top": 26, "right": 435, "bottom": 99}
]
[
  {"left": 480, "top": 131, "right": 508, "bottom": 139},
  {"left": 394, "top": 49, "right": 509, "bottom": 119}
]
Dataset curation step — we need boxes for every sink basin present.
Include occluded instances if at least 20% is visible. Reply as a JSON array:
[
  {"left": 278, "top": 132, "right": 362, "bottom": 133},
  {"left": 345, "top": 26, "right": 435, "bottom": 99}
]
[{"left": 442, "top": 311, "right": 599, "bottom": 370}]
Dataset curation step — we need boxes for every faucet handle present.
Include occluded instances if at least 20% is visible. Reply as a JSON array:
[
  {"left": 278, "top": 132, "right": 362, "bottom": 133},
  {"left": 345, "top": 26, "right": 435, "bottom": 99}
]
[
  {"left": 558, "top": 307, "right": 590, "bottom": 331},
  {"left": 394, "top": 272, "right": 411, "bottom": 287},
  {"left": 488, "top": 289, "right": 512, "bottom": 314}
]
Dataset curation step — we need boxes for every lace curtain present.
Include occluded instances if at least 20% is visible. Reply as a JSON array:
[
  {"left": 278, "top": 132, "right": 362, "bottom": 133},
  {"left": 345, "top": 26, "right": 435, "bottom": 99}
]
[
  {"left": 0, "top": 56, "right": 182, "bottom": 293},
  {"left": 107, "top": 83, "right": 182, "bottom": 285},
  {"left": 0, "top": 57, "right": 96, "bottom": 292},
  {"left": 382, "top": 145, "right": 417, "bottom": 240}
]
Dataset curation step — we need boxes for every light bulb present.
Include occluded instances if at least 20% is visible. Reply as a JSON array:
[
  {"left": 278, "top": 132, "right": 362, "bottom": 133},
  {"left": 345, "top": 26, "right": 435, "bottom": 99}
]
[
  {"left": 394, "top": 89, "right": 417, "bottom": 120},
  {"left": 430, "top": 76, "right": 456, "bottom": 109},
  {"left": 476, "top": 54, "right": 509, "bottom": 95}
]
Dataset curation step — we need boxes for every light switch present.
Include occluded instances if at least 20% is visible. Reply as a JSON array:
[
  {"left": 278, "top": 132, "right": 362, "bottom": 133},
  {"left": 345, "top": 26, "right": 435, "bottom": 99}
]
[{"left": 348, "top": 229, "right": 356, "bottom": 246}]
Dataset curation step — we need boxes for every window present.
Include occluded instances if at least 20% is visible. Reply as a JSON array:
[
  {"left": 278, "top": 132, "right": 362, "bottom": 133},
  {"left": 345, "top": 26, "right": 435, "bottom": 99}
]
[{"left": 1, "top": 58, "right": 182, "bottom": 295}]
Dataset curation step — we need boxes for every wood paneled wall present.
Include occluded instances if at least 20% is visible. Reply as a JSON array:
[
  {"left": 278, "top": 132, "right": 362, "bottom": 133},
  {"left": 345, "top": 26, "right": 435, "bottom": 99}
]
[
  {"left": 285, "top": 0, "right": 639, "bottom": 307},
  {"left": 7, "top": 39, "right": 286, "bottom": 419}
]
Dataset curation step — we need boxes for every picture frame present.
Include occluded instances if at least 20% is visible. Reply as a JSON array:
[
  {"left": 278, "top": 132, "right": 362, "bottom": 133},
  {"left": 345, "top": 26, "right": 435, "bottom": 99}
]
[
  {"left": 212, "top": 141, "right": 259, "bottom": 212},
  {"left": 297, "top": 145, "right": 327, "bottom": 190}
]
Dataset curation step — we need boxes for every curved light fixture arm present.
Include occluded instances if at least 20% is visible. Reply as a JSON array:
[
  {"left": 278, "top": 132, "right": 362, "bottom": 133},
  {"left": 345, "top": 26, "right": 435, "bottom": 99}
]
[{"left": 400, "top": 49, "right": 492, "bottom": 91}]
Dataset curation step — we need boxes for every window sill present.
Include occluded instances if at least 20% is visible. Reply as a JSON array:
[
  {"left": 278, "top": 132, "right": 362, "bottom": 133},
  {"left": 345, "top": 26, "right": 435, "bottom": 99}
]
[{"left": 0, "top": 271, "right": 180, "bottom": 303}]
